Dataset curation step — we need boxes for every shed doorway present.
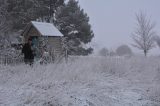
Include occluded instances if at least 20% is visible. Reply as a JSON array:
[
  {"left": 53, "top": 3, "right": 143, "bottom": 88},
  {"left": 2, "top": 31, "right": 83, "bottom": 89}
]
[{"left": 30, "top": 36, "right": 41, "bottom": 60}]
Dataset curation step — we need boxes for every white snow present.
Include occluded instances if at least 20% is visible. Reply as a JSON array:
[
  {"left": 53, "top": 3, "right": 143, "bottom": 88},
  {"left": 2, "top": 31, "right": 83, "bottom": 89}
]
[
  {"left": 31, "top": 21, "right": 63, "bottom": 37},
  {"left": 0, "top": 56, "right": 160, "bottom": 106},
  {"left": 68, "top": 30, "right": 79, "bottom": 35}
]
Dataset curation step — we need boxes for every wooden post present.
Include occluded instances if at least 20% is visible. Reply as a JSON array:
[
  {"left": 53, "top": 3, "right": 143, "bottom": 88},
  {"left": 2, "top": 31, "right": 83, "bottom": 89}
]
[{"left": 65, "top": 49, "right": 68, "bottom": 63}]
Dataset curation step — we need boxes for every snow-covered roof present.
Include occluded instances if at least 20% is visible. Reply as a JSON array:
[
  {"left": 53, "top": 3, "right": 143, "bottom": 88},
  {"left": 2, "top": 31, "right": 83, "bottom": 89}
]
[{"left": 31, "top": 21, "right": 63, "bottom": 36}]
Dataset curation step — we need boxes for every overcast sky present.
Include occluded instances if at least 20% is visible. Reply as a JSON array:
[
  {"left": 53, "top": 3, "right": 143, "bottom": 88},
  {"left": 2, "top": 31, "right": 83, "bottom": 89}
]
[{"left": 78, "top": 0, "right": 160, "bottom": 55}]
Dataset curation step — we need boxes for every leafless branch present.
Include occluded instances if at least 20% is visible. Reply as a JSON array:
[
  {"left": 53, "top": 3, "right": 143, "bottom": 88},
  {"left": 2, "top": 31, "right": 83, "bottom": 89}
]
[{"left": 132, "top": 12, "right": 156, "bottom": 56}]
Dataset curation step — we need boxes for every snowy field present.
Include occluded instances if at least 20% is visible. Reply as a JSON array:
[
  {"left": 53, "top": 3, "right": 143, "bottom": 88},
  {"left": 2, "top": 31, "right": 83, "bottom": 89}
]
[{"left": 0, "top": 56, "right": 160, "bottom": 106}]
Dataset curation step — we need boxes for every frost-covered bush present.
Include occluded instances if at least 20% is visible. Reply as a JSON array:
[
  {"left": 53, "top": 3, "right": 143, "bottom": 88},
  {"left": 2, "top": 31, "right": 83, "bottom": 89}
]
[
  {"left": 116, "top": 45, "right": 133, "bottom": 56},
  {"left": 0, "top": 32, "right": 23, "bottom": 64}
]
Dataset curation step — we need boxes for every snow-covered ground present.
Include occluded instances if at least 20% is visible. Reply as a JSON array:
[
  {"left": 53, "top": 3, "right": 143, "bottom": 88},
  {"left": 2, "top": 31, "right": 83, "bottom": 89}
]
[{"left": 0, "top": 56, "right": 160, "bottom": 106}]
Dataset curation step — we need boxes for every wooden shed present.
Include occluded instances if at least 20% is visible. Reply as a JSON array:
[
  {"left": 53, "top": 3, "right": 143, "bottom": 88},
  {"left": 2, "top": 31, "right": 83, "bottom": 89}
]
[{"left": 21, "top": 21, "right": 64, "bottom": 60}]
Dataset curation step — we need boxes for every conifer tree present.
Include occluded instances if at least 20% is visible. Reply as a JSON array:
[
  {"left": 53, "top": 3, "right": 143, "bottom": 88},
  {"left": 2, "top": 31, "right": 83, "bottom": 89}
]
[
  {"left": 6, "top": 0, "right": 65, "bottom": 30},
  {"left": 55, "top": 0, "right": 94, "bottom": 55}
]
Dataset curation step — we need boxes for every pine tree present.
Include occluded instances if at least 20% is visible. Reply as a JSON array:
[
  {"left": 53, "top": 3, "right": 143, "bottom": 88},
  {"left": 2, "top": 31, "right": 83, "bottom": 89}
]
[
  {"left": 6, "top": 0, "right": 38, "bottom": 30},
  {"left": 36, "top": 0, "right": 64, "bottom": 22},
  {"left": 55, "top": 0, "right": 94, "bottom": 55},
  {"left": 6, "top": 0, "right": 65, "bottom": 30},
  {"left": 0, "top": 1, "right": 10, "bottom": 32}
]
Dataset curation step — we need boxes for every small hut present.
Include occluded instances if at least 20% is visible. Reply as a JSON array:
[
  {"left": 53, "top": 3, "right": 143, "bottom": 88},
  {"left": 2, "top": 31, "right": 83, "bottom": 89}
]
[{"left": 21, "top": 21, "right": 64, "bottom": 60}]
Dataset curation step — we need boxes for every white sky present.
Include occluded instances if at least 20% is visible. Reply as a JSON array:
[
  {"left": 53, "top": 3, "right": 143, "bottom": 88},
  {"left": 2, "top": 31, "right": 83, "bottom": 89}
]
[{"left": 78, "top": 0, "right": 160, "bottom": 55}]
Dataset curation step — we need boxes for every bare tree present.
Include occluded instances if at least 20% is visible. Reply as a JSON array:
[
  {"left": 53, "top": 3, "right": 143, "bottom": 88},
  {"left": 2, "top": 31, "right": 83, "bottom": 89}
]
[{"left": 132, "top": 12, "right": 156, "bottom": 56}]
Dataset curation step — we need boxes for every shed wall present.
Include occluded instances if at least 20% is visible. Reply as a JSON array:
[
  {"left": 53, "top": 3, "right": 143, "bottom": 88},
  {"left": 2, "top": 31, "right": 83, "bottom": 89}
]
[
  {"left": 47, "top": 37, "right": 63, "bottom": 56},
  {"left": 24, "top": 27, "right": 40, "bottom": 43}
]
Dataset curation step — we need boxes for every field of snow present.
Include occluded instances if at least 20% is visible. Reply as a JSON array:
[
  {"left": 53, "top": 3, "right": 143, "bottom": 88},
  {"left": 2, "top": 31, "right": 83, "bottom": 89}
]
[{"left": 0, "top": 56, "right": 160, "bottom": 106}]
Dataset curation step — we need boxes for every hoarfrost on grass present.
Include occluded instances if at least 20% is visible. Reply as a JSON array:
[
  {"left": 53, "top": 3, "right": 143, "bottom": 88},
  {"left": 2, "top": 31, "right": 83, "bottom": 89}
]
[{"left": 0, "top": 56, "right": 160, "bottom": 106}]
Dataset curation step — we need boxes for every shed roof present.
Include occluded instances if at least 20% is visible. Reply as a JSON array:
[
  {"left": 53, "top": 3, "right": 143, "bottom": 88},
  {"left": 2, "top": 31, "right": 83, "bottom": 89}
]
[
  {"left": 31, "top": 21, "right": 63, "bottom": 36},
  {"left": 22, "top": 21, "right": 63, "bottom": 37}
]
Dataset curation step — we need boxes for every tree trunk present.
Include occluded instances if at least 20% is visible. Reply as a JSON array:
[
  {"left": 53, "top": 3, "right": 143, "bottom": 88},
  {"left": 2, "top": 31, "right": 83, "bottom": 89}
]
[{"left": 144, "top": 50, "right": 147, "bottom": 57}]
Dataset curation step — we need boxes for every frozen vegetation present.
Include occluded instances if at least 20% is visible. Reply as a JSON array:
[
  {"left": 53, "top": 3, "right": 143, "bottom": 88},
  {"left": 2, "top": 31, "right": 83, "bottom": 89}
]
[{"left": 0, "top": 56, "right": 160, "bottom": 106}]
